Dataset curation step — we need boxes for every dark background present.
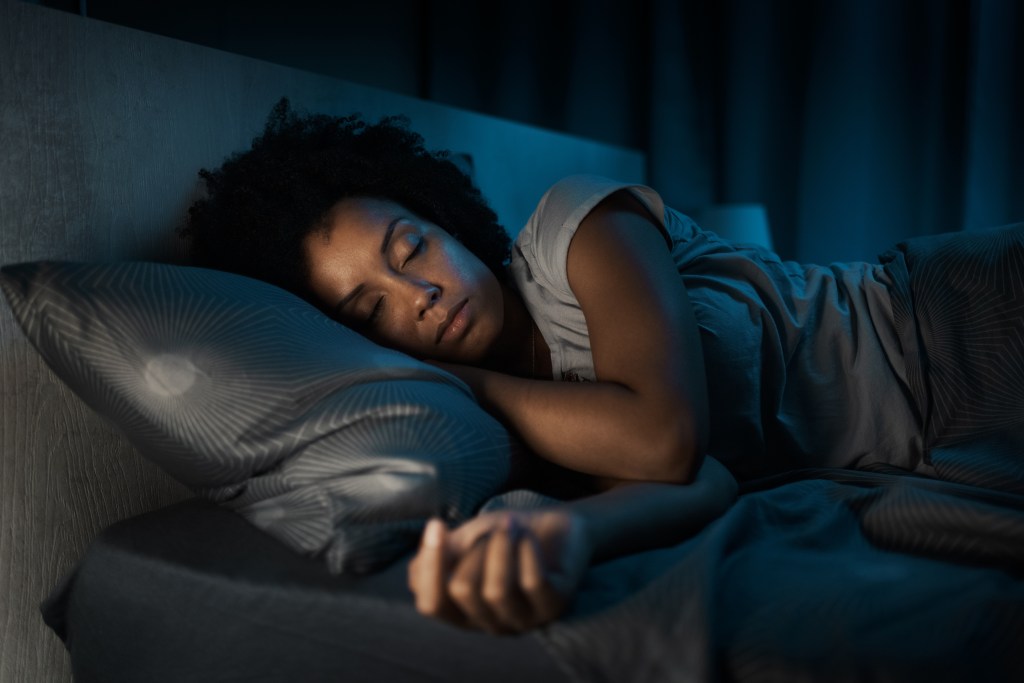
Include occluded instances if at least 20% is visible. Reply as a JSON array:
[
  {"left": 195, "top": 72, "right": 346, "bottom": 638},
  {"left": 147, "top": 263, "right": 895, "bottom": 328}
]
[{"left": 27, "top": 0, "right": 1024, "bottom": 263}]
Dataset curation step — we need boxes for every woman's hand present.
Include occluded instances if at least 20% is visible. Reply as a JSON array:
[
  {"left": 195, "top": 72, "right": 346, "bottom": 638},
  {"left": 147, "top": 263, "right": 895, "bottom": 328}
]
[
  {"left": 408, "top": 458, "right": 736, "bottom": 633},
  {"left": 408, "top": 510, "right": 592, "bottom": 634}
]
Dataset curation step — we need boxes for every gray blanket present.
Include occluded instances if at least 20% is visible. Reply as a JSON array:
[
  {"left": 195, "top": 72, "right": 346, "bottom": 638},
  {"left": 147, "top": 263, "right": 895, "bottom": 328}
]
[{"left": 541, "top": 466, "right": 1024, "bottom": 682}]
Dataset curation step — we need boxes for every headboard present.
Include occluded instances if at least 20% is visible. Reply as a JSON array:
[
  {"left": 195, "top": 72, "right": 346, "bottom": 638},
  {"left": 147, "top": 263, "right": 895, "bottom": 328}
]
[{"left": 0, "top": 2, "right": 645, "bottom": 680}]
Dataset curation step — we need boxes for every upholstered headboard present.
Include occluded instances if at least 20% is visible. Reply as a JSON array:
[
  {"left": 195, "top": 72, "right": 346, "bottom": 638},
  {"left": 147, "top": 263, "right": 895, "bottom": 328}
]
[{"left": 0, "top": 2, "right": 644, "bottom": 680}]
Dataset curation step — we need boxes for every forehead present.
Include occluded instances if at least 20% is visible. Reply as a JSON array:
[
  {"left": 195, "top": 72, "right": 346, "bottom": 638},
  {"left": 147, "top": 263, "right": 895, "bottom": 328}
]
[
  {"left": 322, "top": 196, "right": 403, "bottom": 241},
  {"left": 304, "top": 196, "right": 400, "bottom": 284},
  {"left": 304, "top": 198, "right": 398, "bottom": 306}
]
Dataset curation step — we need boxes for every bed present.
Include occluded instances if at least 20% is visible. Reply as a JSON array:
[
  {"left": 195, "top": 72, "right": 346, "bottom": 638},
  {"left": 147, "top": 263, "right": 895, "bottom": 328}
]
[{"left": 2, "top": 3, "right": 1022, "bottom": 682}]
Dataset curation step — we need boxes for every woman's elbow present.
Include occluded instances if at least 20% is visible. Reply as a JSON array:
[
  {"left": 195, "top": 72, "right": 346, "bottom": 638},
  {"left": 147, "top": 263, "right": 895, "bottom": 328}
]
[
  {"left": 614, "top": 388, "right": 708, "bottom": 484},
  {"left": 651, "top": 392, "right": 708, "bottom": 484},
  {"left": 641, "top": 418, "right": 705, "bottom": 484}
]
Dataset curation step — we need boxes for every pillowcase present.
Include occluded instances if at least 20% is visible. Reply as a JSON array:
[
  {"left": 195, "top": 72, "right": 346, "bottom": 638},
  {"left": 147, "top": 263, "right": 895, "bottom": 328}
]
[{"left": 1, "top": 261, "right": 516, "bottom": 573}]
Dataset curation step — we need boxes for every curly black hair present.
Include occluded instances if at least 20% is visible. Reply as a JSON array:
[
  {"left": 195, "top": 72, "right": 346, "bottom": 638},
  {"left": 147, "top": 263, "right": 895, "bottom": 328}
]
[{"left": 182, "top": 98, "right": 511, "bottom": 301}]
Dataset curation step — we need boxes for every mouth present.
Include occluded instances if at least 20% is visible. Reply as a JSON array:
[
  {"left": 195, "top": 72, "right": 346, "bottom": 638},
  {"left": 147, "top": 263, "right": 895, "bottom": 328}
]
[{"left": 436, "top": 298, "right": 469, "bottom": 344}]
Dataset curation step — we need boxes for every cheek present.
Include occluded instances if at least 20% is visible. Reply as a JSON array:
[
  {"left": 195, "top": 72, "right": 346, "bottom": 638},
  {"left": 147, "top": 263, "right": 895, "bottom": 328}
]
[
  {"left": 445, "top": 251, "right": 474, "bottom": 282},
  {"left": 447, "top": 247, "right": 493, "bottom": 289}
]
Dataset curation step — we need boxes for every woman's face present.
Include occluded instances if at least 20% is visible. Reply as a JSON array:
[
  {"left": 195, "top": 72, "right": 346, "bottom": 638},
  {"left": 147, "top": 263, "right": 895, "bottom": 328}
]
[{"left": 304, "top": 196, "right": 506, "bottom": 363}]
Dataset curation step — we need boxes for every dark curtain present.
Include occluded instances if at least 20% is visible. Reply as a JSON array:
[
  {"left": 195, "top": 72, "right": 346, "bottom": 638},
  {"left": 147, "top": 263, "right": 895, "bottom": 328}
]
[
  {"left": 425, "top": 0, "right": 1024, "bottom": 263},
  {"left": 41, "top": 0, "right": 1024, "bottom": 262}
]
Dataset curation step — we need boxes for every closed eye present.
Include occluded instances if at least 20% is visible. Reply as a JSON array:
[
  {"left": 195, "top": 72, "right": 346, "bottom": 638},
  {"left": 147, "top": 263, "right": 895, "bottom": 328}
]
[
  {"left": 367, "top": 296, "right": 385, "bottom": 325},
  {"left": 403, "top": 238, "right": 424, "bottom": 268}
]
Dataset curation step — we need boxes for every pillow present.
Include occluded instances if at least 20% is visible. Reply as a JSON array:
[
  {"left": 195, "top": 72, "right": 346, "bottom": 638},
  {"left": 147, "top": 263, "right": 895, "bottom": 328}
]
[{"left": 0, "top": 261, "right": 516, "bottom": 573}]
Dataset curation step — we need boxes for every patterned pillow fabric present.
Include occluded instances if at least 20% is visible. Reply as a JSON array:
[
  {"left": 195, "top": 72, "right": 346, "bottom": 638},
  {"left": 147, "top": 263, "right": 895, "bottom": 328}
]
[{"left": 0, "top": 261, "right": 515, "bottom": 573}]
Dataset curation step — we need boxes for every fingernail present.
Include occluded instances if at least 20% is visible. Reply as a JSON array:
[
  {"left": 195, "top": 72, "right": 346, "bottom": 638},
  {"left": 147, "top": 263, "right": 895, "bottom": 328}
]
[{"left": 423, "top": 518, "right": 444, "bottom": 548}]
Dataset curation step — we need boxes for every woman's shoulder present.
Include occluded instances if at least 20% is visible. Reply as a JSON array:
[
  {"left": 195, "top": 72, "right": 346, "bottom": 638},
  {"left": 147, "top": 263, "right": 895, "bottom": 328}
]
[
  {"left": 531, "top": 175, "right": 666, "bottom": 232},
  {"left": 513, "top": 175, "right": 694, "bottom": 293},
  {"left": 519, "top": 176, "right": 666, "bottom": 248}
]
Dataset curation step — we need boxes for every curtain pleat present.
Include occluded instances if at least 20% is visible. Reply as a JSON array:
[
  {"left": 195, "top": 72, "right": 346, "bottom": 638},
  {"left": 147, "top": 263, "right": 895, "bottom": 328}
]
[{"left": 425, "top": 0, "right": 1023, "bottom": 263}]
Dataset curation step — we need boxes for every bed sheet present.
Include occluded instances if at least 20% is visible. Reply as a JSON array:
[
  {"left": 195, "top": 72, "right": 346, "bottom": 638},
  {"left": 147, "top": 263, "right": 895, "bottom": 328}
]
[
  {"left": 541, "top": 463, "right": 1024, "bottom": 682},
  {"left": 44, "top": 451, "right": 1024, "bottom": 682}
]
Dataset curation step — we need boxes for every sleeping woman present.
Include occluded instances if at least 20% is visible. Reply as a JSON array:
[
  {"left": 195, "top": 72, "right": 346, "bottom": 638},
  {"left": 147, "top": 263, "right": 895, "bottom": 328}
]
[{"left": 182, "top": 100, "right": 1024, "bottom": 634}]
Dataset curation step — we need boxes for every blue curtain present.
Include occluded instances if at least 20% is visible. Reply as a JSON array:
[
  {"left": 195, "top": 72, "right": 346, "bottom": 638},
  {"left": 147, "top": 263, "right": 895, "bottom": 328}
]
[
  {"left": 57, "top": 0, "right": 1024, "bottom": 263},
  {"left": 427, "top": 0, "right": 1024, "bottom": 263}
]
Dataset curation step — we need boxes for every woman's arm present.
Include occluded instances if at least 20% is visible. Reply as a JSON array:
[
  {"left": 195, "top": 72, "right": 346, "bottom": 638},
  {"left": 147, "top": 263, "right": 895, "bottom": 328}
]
[
  {"left": 409, "top": 456, "right": 737, "bottom": 633},
  {"left": 442, "top": 190, "right": 708, "bottom": 483}
]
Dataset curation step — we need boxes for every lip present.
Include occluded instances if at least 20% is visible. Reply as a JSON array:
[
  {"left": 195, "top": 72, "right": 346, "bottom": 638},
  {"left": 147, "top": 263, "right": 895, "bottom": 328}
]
[{"left": 436, "top": 298, "right": 469, "bottom": 344}]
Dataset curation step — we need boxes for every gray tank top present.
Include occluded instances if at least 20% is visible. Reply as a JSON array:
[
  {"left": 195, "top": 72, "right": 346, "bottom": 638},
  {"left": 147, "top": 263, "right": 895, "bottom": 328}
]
[{"left": 510, "top": 175, "right": 924, "bottom": 479}]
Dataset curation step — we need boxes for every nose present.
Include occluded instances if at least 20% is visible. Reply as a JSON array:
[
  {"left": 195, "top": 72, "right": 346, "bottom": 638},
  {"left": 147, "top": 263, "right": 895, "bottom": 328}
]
[{"left": 409, "top": 280, "right": 441, "bottom": 321}]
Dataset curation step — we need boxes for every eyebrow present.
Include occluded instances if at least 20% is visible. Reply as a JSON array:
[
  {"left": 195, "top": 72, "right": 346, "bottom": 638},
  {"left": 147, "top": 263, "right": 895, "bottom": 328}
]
[
  {"left": 333, "top": 216, "right": 403, "bottom": 318},
  {"left": 380, "top": 216, "right": 402, "bottom": 254}
]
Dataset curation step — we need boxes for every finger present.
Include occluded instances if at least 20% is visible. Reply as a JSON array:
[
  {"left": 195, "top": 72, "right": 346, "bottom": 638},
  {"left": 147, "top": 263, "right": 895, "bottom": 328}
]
[
  {"left": 447, "top": 514, "right": 498, "bottom": 555},
  {"left": 410, "top": 518, "right": 450, "bottom": 618},
  {"left": 482, "top": 516, "right": 533, "bottom": 632},
  {"left": 448, "top": 535, "right": 502, "bottom": 633},
  {"left": 518, "top": 532, "right": 567, "bottom": 626}
]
